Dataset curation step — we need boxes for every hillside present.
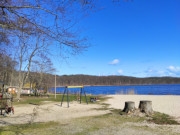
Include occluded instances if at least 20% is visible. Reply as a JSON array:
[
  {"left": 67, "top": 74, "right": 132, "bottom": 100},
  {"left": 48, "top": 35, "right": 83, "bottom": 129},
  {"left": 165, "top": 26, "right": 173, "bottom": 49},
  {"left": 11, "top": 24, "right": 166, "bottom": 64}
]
[{"left": 54, "top": 75, "right": 180, "bottom": 86}]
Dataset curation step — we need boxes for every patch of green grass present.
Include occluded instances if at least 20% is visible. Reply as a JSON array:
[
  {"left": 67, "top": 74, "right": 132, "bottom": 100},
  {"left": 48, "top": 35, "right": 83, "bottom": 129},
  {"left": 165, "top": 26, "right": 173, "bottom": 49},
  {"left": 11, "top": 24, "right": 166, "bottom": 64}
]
[
  {"left": 0, "top": 110, "right": 148, "bottom": 135},
  {"left": 92, "top": 103, "right": 110, "bottom": 111},
  {"left": 119, "top": 111, "right": 126, "bottom": 115},
  {"left": 149, "top": 112, "right": 179, "bottom": 125},
  {"left": 13, "top": 94, "right": 104, "bottom": 105},
  {"left": 110, "top": 108, "right": 119, "bottom": 112},
  {"left": 63, "top": 112, "right": 146, "bottom": 135},
  {"left": 0, "top": 121, "right": 58, "bottom": 135},
  {"left": 97, "top": 96, "right": 112, "bottom": 103},
  {"left": 100, "top": 103, "right": 110, "bottom": 107}
]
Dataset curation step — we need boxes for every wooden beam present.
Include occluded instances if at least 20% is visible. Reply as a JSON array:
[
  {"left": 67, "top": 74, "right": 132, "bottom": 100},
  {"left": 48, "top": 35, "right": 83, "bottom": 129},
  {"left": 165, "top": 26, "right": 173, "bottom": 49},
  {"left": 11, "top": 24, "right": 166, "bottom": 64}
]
[{"left": 66, "top": 86, "right": 83, "bottom": 88}]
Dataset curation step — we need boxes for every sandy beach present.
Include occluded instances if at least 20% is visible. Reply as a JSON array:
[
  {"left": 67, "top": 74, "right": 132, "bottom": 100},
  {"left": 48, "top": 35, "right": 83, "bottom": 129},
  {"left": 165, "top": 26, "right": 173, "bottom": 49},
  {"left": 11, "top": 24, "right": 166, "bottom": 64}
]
[
  {"left": 1, "top": 95, "right": 179, "bottom": 126},
  {"left": 0, "top": 101, "right": 110, "bottom": 126},
  {"left": 1, "top": 95, "right": 180, "bottom": 135},
  {"left": 104, "top": 95, "right": 180, "bottom": 121}
]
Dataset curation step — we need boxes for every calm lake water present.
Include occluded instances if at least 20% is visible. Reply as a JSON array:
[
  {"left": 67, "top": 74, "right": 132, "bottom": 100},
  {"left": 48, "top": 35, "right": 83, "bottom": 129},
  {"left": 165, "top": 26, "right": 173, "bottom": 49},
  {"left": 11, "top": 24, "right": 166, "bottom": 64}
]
[{"left": 49, "top": 84, "right": 180, "bottom": 95}]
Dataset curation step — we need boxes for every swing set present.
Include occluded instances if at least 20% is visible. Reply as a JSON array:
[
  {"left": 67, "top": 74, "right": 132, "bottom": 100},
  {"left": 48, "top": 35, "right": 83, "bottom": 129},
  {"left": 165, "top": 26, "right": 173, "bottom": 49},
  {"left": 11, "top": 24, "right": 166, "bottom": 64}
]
[{"left": 61, "top": 85, "right": 88, "bottom": 108}]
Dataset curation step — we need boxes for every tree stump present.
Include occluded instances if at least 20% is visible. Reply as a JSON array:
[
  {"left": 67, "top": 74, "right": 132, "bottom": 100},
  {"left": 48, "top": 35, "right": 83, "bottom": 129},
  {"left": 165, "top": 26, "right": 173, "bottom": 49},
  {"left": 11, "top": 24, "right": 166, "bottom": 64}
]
[
  {"left": 139, "top": 100, "right": 153, "bottom": 115},
  {"left": 123, "top": 101, "right": 135, "bottom": 113}
]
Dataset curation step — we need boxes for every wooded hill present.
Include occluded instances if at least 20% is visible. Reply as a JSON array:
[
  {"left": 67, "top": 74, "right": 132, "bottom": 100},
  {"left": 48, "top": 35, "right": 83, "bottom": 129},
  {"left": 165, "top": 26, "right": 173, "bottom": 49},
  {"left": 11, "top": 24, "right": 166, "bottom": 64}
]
[
  {"left": 1, "top": 54, "right": 180, "bottom": 88},
  {"left": 0, "top": 53, "right": 179, "bottom": 87},
  {"left": 54, "top": 75, "right": 180, "bottom": 86}
]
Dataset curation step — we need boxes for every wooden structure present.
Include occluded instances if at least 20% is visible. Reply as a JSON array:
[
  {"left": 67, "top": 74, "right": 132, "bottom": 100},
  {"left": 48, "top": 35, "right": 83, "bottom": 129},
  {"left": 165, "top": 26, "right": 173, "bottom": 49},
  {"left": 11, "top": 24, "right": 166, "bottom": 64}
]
[
  {"left": 139, "top": 100, "right": 153, "bottom": 115},
  {"left": 0, "top": 94, "right": 14, "bottom": 115},
  {"left": 123, "top": 101, "right": 135, "bottom": 113},
  {"left": 0, "top": 82, "right": 14, "bottom": 116},
  {"left": 61, "top": 86, "right": 88, "bottom": 108},
  {"left": 7, "top": 87, "right": 16, "bottom": 94}
]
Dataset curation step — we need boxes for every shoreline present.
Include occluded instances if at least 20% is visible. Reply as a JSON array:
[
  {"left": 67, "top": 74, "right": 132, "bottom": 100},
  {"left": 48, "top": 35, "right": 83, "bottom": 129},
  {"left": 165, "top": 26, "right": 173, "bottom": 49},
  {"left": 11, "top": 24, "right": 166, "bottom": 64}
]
[
  {"left": 49, "top": 84, "right": 180, "bottom": 95},
  {"left": 54, "top": 83, "right": 180, "bottom": 88}
]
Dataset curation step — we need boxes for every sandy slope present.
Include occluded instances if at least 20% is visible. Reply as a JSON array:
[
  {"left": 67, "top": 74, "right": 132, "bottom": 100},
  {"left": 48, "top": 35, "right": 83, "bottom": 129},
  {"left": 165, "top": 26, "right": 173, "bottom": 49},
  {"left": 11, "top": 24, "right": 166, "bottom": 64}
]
[{"left": 104, "top": 95, "right": 180, "bottom": 121}]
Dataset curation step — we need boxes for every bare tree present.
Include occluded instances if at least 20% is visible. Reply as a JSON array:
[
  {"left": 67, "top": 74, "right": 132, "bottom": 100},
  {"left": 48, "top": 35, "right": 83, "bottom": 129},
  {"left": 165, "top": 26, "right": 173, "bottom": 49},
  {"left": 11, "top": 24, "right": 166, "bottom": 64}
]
[
  {"left": 16, "top": 28, "right": 52, "bottom": 100},
  {"left": 0, "top": 0, "right": 97, "bottom": 100},
  {"left": 30, "top": 54, "right": 55, "bottom": 95},
  {"left": 0, "top": 0, "right": 130, "bottom": 99},
  {"left": 0, "top": 0, "right": 96, "bottom": 50},
  {"left": 0, "top": 53, "right": 17, "bottom": 85}
]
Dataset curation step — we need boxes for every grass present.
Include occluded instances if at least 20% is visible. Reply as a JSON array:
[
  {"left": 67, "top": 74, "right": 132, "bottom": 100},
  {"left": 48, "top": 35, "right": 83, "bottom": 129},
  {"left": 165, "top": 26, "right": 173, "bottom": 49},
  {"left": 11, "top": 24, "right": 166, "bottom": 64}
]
[
  {"left": 57, "top": 112, "right": 146, "bottom": 135},
  {"left": 0, "top": 121, "right": 58, "bottom": 135},
  {"left": 13, "top": 94, "right": 103, "bottom": 105},
  {"left": 149, "top": 112, "right": 179, "bottom": 125},
  {"left": 0, "top": 110, "right": 146, "bottom": 135},
  {"left": 1, "top": 113, "right": 177, "bottom": 135}
]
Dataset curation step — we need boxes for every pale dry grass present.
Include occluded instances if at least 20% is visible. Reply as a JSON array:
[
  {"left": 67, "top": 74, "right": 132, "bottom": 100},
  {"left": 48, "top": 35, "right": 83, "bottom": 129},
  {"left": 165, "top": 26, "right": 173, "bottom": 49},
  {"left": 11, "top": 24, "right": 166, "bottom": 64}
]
[{"left": 115, "top": 88, "right": 136, "bottom": 95}]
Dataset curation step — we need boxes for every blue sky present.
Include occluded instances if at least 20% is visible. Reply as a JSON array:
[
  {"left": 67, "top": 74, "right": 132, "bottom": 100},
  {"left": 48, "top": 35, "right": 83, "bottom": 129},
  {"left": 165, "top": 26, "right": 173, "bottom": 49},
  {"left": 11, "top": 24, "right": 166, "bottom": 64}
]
[{"left": 52, "top": 0, "right": 180, "bottom": 77}]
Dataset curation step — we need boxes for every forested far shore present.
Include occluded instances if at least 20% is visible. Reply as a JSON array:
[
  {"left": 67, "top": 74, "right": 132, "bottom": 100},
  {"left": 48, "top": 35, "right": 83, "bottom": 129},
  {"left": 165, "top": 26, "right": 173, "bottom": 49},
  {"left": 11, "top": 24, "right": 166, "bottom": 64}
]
[
  {"left": 1, "top": 57, "right": 180, "bottom": 88},
  {"left": 0, "top": 51, "right": 179, "bottom": 88},
  {"left": 54, "top": 75, "right": 180, "bottom": 87}
]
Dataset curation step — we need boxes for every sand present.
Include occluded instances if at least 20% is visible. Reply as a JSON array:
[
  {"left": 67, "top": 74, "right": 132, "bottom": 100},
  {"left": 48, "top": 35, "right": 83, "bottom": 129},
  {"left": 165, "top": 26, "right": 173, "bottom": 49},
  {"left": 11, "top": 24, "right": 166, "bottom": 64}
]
[
  {"left": 1, "top": 95, "right": 180, "bottom": 127},
  {"left": 0, "top": 101, "right": 110, "bottom": 126},
  {"left": 104, "top": 95, "right": 180, "bottom": 121}
]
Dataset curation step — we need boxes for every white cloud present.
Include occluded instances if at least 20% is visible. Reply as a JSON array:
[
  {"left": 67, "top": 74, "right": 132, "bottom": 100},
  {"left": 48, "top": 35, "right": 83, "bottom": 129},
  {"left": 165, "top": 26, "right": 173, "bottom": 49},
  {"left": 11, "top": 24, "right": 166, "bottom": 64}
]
[
  {"left": 109, "top": 59, "right": 119, "bottom": 65},
  {"left": 118, "top": 69, "right": 123, "bottom": 74},
  {"left": 168, "top": 66, "right": 175, "bottom": 70},
  {"left": 168, "top": 72, "right": 176, "bottom": 76},
  {"left": 157, "top": 70, "right": 165, "bottom": 75},
  {"left": 167, "top": 66, "right": 180, "bottom": 72},
  {"left": 144, "top": 66, "right": 180, "bottom": 77},
  {"left": 145, "top": 69, "right": 167, "bottom": 77},
  {"left": 147, "top": 69, "right": 153, "bottom": 73}
]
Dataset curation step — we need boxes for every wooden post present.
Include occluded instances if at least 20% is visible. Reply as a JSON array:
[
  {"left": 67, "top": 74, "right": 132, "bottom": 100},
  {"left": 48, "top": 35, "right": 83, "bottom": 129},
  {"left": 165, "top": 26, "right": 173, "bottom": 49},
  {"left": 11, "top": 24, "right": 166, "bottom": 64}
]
[
  {"left": 67, "top": 88, "right": 69, "bottom": 108},
  {"left": 83, "top": 88, "right": 88, "bottom": 104},
  {"left": 60, "top": 86, "right": 87, "bottom": 108},
  {"left": 80, "top": 88, "right": 82, "bottom": 104},
  {"left": 61, "top": 87, "right": 66, "bottom": 106},
  {"left": 55, "top": 73, "right": 56, "bottom": 99},
  {"left": 139, "top": 100, "right": 153, "bottom": 115},
  {"left": 123, "top": 101, "right": 135, "bottom": 113}
]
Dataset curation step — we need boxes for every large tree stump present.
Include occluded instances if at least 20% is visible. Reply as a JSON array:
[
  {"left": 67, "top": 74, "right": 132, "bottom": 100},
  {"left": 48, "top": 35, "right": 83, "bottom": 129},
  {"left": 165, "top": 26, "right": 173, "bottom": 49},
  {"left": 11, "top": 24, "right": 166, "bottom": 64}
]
[
  {"left": 139, "top": 100, "right": 153, "bottom": 115},
  {"left": 123, "top": 101, "right": 135, "bottom": 113}
]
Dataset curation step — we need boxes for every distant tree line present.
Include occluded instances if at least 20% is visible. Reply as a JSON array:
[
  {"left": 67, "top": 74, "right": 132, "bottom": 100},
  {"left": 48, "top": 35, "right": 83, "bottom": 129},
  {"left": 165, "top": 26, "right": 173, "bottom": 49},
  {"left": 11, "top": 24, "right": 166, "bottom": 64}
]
[
  {"left": 0, "top": 53, "right": 180, "bottom": 87},
  {"left": 1, "top": 59, "right": 180, "bottom": 89},
  {"left": 0, "top": 53, "right": 54, "bottom": 91},
  {"left": 54, "top": 75, "right": 180, "bottom": 86}
]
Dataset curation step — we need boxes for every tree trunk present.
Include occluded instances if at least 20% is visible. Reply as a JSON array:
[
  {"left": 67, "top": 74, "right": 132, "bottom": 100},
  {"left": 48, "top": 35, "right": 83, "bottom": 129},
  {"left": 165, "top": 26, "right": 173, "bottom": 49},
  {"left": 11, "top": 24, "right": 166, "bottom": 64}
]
[
  {"left": 139, "top": 100, "right": 153, "bottom": 115},
  {"left": 123, "top": 101, "right": 135, "bottom": 113},
  {"left": 17, "top": 83, "right": 23, "bottom": 101}
]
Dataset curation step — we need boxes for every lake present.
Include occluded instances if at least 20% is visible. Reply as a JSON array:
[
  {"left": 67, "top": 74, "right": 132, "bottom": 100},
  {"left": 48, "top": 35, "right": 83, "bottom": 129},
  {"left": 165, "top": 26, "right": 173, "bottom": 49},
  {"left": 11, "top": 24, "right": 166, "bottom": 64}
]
[{"left": 49, "top": 84, "right": 180, "bottom": 95}]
